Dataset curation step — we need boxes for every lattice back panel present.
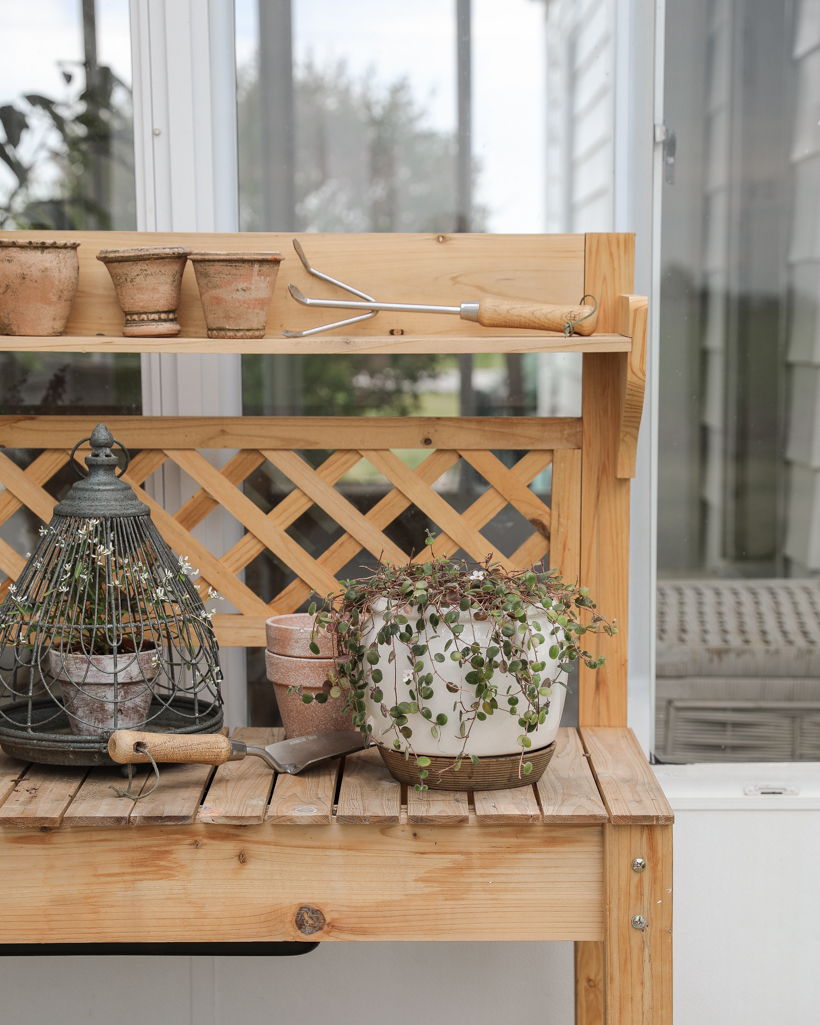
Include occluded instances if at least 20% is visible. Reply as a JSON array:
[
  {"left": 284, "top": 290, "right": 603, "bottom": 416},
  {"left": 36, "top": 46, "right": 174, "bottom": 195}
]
[{"left": 0, "top": 417, "right": 581, "bottom": 646}]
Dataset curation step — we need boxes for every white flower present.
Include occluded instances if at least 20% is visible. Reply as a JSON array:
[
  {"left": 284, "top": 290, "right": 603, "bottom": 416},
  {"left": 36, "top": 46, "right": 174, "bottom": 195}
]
[
  {"left": 470, "top": 570, "right": 485, "bottom": 581},
  {"left": 206, "top": 586, "right": 223, "bottom": 601},
  {"left": 403, "top": 670, "right": 414, "bottom": 683},
  {"left": 154, "top": 587, "right": 167, "bottom": 602}
]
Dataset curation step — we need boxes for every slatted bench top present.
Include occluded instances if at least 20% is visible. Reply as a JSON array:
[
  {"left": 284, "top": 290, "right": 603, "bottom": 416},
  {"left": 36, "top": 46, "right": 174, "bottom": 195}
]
[{"left": 0, "top": 727, "right": 672, "bottom": 830}]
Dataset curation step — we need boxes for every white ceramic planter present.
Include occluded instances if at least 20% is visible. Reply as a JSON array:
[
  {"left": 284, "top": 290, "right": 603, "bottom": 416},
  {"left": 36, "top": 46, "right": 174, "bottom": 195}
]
[
  {"left": 48, "top": 647, "right": 159, "bottom": 736},
  {"left": 361, "top": 604, "right": 565, "bottom": 757}
]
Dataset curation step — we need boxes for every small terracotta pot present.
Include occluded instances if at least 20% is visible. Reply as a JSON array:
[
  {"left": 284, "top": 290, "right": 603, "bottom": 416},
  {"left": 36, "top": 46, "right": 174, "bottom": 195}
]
[
  {"left": 48, "top": 647, "right": 159, "bottom": 737},
  {"left": 96, "top": 246, "right": 191, "bottom": 337},
  {"left": 0, "top": 240, "right": 80, "bottom": 336},
  {"left": 265, "top": 650, "right": 350, "bottom": 739},
  {"left": 189, "top": 251, "right": 283, "bottom": 338},
  {"left": 265, "top": 613, "right": 336, "bottom": 658}
]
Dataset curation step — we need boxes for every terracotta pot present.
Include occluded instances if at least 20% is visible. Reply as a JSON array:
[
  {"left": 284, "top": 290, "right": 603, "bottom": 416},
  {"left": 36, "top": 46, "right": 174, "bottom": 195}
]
[
  {"left": 189, "top": 251, "right": 283, "bottom": 338},
  {"left": 48, "top": 647, "right": 159, "bottom": 737},
  {"left": 265, "top": 650, "right": 350, "bottom": 739},
  {"left": 265, "top": 613, "right": 336, "bottom": 658},
  {"left": 0, "top": 239, "right": 80, "bottom": 336},
  {"left": 96, "top": 246, "right": 191, "bottom": 337}
]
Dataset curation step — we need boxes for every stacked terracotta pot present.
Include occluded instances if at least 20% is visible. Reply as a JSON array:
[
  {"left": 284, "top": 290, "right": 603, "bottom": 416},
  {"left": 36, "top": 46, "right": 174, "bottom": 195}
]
[{"left": 265, "top": 614, "right": 350, "bottom": 738}]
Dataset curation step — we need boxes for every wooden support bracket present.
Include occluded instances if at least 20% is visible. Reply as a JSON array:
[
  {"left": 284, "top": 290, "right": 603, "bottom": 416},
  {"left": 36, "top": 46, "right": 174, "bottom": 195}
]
[{"left": 616, "top": 294, "right": 648, "bottom": 479}]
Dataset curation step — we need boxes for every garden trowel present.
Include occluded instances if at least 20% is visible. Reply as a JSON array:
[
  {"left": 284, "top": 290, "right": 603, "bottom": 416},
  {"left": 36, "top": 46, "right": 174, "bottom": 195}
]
[{"left": 108, "top": 729, "right": 366, "bottom": 774}]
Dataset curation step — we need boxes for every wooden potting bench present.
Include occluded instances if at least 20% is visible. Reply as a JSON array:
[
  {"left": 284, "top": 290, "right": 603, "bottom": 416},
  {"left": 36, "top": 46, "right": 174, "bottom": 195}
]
[{"left": 0, "top": 230, "right": 672, "bottom": 1024}]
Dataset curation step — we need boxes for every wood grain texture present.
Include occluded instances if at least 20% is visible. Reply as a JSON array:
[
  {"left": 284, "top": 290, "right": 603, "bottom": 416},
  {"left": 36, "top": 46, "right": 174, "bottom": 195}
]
[
  {"left": 473, "top": 786, "right": 541, "bottom": 823},
  {"left": 62, "top": 767, "right": 148, "bottom": 828},
  {"left": 0, "top": 335, "right": 629, "bottom": 355},
  {"left": 550, "top": 449, "right": 582, "bottom": 582},
  {"left": 580, "top": 235, "right": 634, "bottom": 728},
  {"left": 174, "top": 449, "right": 265, "bottom": 533},
  {"left": 266, "top": 759, "right": 340, "bottom": 825},
  {"left": 458, "top": 449, "right": 551, "bottom": 537},
  {"left": 199, "top": 727, "right": 282, "bottom": 825},
  {"left": 262, "top": 449, "right": 408, "bottom": 565},
  {"left": 0, "top": 822, "right": 605, "bottom": 942},
  {"left": 616, "top": 294, "right": 648, "bottom": 479},
  {"left": 0, "top": 415, "right": 582, "bottom": 451},
  {"left": 335, "top": 748, "right": 401, "bottom": 824},
  {"left": 0, "top": 449, "right": 67, "bottom": 526},
  {"left": 0, "top": 450, "right": 56, "bottom": 523},
  {"left": 575, "top": 941, "right": 605, "bottom": 1025},
  {"left": 604, "top": 824, "right": 673, "bottom": 1025},
  {"left": 277, "top": 449, "right": 460, "bottom": 613},
  {"left": 0, "top": 764, "right": 87, "bottom": 828},
  {"left": 129, "top": 763, "right": 216, "bottom": 826},
  {"left": 581, "top": 727, "right": 674, "bottom": 825},
  {"left": 537, "top": 728, "right": 608, "bottom": 824},
  {"left": 584, "top": 234, "right": 635, "bottom": 334},
  {"left": 362, "top": 448, "right": 512, "bottom": 568},
  {"left": 407, "top": 787, "right": 469, "bottom": 824},
  {"left": 165, "top": 448, "right": 341, "bottom": 597},
  {"left": 0, "top": 748, "right": 29, "bottom": 809},
  {"left": 108, "top": 730, "right": 233, "bottom": 766},
  {"left": 0, "top": 229, "right": 588, "bottom": 339}
]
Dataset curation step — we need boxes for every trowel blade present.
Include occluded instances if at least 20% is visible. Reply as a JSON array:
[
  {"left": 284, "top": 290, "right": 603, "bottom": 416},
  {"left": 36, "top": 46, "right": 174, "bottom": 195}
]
[{"left": 264, "top": 731, "right": 366, "bottom": 774}]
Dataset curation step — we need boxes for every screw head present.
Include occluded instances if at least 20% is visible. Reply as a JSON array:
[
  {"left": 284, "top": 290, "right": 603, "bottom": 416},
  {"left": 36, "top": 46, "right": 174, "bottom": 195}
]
[
  {"left": 631, "top": 915, "right": 647, "bottom": 930},
  {"left": 632, "top": 857, "right": 647, "bottom": 872}
]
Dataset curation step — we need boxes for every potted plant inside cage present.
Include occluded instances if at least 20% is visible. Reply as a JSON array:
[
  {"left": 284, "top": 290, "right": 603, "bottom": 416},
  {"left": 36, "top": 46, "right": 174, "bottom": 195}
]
[
  {"left": 307, "top": 533, "right": 614, "bottom": 791},
  {"left": 6, "top": 518, "right": 213, "bottom": 737},
  {"left": 0, "top": 423, "right": 225, "bottom": 743}
]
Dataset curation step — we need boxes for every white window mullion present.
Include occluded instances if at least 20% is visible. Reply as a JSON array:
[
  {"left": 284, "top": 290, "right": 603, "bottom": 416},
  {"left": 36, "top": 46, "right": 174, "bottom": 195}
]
[{"left": 129, "top": 0, "right": 246, "bottom": 727}]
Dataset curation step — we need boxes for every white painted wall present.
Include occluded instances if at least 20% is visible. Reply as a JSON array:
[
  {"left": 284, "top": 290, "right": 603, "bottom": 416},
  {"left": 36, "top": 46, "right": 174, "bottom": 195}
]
[{"left": 0, "top": 943, "right": 574, "bottom": 1025}]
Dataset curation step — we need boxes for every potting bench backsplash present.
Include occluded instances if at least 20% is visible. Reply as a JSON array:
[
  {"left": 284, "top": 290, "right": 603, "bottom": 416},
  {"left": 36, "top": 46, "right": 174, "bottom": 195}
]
[{"left": 0, "top": 229, "right": 646, "bottom": 729}]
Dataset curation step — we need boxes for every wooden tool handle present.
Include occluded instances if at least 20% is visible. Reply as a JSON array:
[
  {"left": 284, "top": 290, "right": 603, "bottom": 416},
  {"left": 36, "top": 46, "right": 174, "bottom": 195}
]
[
  {"left": 476, "top": 298, "right": 598, "bottom": 335},
  {"left": 108, "top": 731, "right": 233, "bottom": 765}
]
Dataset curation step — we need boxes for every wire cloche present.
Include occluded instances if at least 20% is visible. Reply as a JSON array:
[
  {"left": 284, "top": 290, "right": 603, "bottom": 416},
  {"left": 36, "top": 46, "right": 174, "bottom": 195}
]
[{"left": 0, "top": 424, "right": 223, "bottom": 765}]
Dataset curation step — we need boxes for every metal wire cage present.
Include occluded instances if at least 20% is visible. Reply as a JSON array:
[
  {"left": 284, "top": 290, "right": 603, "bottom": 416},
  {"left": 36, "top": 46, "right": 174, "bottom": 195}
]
[{"left": 0, "top": 424, "right": 223, "bottom": 765}]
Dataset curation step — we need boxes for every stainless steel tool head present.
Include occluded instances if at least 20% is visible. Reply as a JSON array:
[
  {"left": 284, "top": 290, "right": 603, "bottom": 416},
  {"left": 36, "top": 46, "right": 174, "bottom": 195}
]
[{"left": 247, "top": 731, "right": 367, "bottom": 774}]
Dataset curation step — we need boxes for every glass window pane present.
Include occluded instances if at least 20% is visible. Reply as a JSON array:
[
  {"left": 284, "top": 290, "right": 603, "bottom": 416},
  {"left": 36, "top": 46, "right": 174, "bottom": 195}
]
[
  {"left": 657, "top": 0, "right": 820, "bottom": 762},
  {"left": 0, "top": 1, "right": 140, "bottom": 582}
]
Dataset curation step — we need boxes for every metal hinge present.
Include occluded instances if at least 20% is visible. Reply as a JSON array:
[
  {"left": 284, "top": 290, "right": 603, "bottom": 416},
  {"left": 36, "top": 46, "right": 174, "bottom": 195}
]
[{"left": 654, "top": 123, "right": 676, "bottom": 184}]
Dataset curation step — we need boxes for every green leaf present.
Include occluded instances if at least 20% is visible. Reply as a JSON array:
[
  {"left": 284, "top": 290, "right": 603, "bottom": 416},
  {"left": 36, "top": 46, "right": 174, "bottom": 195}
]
[
  {"left": 431, "top": 725, "right": 439, "bottom": 738},
  {"left": 372, "top": 688, "right": 383, "bottom": 703},
  {"left": 549, "top": 645, "right": 559, "bottom": 659},
  {"left": 523, "top": 761, "right": 533, "bottom": 774},
  {"left": 417, "top": 756, "right": 431, "bottom": 767},
  {"left": 469, "top": 754, "right": 481, "bottom": 766},
  {"left": 435, "top": 713, "right": 448, "bottom": 726},
  {"left": 308, "top": 602, "right": 317, "bottom": 615},
  {"left": 459, "top": 597, "right": 470, "bottom": 611},
  {"left": 330, "top": 686, "right": 341, "bottom": 698},
  {"left": 366, "top": 649, "right": 380, "bottom": 665},
  {"left": 301, "top": 693, "right": 313, "bottom": 704},
  {"left": 309, "top": 641, "right": 321, "bottom": 655},
  {"left": 371, "top": 669, "right": 383, "bottom": 684},
  {"left": 314, "top": 692, "right": 328, "bottom": 704}
]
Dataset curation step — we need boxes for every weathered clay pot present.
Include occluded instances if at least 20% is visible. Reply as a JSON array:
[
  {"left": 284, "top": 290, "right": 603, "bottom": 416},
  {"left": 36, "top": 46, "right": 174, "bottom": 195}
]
[
  {"left": 48, "top": 647, "right": 159, "bottom": 737},
  {"left": 0, "top": 239, "right": 80, "bottom": 336},
  {"left": 265, "top": 651, "right": 351, "bottom": 738},
  {"left": 96, "top": 246, "right": 191, "bottom": 336},
  {"left": 189, "top": 251, "right": 282, "bottom": 338},
  {"left": 265, "top": 612, "right": 336, "bottom": 658}
]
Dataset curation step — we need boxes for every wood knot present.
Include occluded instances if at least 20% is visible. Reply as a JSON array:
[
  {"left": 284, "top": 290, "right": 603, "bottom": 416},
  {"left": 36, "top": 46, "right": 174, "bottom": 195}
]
[
  {"left": 422, "top": 437, "right": 432, "bottom": 446},
  {"left": 587, "top": 978, "right": 597, "bottom": 989},
  {"left": 529, "top": 518, "right": 550, "bottom": 540},
  {"left": 295, "top": 905, "right": 326, "bottom": 935},
  {"left": 238, "top": 850, "right": 247, "bottom": 864},
  {"left": 389, "top": 328, "right": 404, "bottom": 335}
]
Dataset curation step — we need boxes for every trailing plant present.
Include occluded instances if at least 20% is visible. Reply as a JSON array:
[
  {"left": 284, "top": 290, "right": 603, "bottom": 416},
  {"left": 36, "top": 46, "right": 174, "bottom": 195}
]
[{"left": 308, "top": 533, "right": 615, "bottom": 787}]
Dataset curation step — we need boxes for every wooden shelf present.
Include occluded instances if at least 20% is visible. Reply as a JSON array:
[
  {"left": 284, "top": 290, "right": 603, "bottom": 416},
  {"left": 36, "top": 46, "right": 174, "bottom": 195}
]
[{"left": 0, "top": 332, "right": 631, "bottom": 355}]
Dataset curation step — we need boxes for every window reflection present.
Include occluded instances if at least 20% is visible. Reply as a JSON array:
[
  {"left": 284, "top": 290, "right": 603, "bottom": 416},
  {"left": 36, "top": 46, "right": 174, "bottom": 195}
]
[{"left": 657, "top": 0, "right": 820, "bottom": 761}]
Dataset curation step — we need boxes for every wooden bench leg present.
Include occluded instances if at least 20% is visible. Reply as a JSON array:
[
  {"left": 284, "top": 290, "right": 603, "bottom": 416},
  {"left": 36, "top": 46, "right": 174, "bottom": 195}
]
[
  {"left": 575, "top": 940, "right": 605, "bottom": 1024},
  {"left": 603, "top": 824, "right": 673, "bottom": 1024}
]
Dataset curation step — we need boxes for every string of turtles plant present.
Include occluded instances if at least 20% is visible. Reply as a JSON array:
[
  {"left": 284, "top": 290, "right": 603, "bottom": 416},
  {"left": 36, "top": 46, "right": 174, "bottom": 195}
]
[{"left": 307, "top": 532, "right": 615, "bottom": 789}]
